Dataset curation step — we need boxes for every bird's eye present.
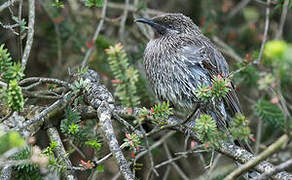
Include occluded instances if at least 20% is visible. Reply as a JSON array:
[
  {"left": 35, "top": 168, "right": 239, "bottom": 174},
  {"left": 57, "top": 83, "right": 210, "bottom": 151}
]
[{"left": 168, "top": 24, "right": 174, "bottom": 29}]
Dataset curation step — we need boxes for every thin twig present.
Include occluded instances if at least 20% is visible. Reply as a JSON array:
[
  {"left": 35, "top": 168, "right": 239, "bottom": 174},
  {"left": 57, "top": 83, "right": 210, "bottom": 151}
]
[
  {"left": 228, "top": 0, "right": 251, "bottom": 19},
  {"left": 163, "top": 143, "right": 189, "bottom": 180},
  {"left": 0, "top": 0, "right": 17, "bottom": 12},
  {"left": 107, "top": 2, "right": 164, "bottom": 15},
  {"left": 275, "top": 0, "right": 289, "bottom": 39},
  {"left": 119, "top": 0, "right": 129, "bottom": 43},
  {"left": 20, "top": 77, "right": 71, "bottom": 88},
  {"left": 81, "top": 0, "right": 108, "bottom": 68},
  {"left": 21, "top": 0, "right": 35, "bottom": 69},
  {"left": 14, "top": 92, "right": 72, "bottom": 131},
  {"left": 18, "top": 0, "right": 23, "bottom": 61},
  {"left": 255, "top": 117, "right": 263, "bottom": 154},
  {"left": 140, "top": 123, "right": 159, "bottom": 179},
  {"left": 0, "top": 81, "right": 7, "bottom": 88},
  {"left": 206, "top": 154, "right": 222, "bottom": 180},
  {"left": 224, "top": 134, "right": 289, "bottom": 180},
  {"left": 0, "top": 21, "right": 20, "bottom": 35},
  {"left": 254, "top": 0, "right": 270, "bottom": 64},
  {"left": 162, "top": 165, "right": 171, "bottom": 180},
  {"left": 212, "top": 36, "right": 243, "bottom": 62}
]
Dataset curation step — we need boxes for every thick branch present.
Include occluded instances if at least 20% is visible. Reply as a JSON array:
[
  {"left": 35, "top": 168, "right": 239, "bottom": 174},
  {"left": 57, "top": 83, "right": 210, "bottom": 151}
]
[
  {"left": 79, "top": 70, "right": 134, "bottom": 180},
  {"left": 114, "top": 106, "right": 292, "bottom": 179},
  {"left": 253, "top": 158, "right": 292, "bottom": 180},
  {"left": 47, "top": 126, "right": 76, "bottom": 180},
  {"left": 224, "top": 134, "right": 289, "bottom": 180}
]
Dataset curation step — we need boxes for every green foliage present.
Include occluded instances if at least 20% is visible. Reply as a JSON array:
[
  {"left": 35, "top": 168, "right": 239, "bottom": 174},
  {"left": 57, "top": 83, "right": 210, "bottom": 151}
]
[
  {"left": 106, "top": 43, "right": 140, "bottom": 107},
  {"left": 0, "top": 44, "right": 12, "bottom": 74},
  {"left": 71, "top": 77, "right": 90, "bottom": 96},
  {"left": 233, "top": 62, "right": 259, "bottom": 87},
  {"left": 0, "top": 131, "right": 25, "bottom": 154},
  {"left": 12, "top": 16, "right": 28, "bottom": 33},
  {"left": 257, "top": 73, "right": 275, "bottom": 90},
  {"left": 0, "top": 45, "right": 24, "bottom": 83},
  {"left": 77, "top": 66, "right": 88, "bottom": 75},
  {"left": 97, "top": 165, "right": 104, "bottom": 173},
  {"left": 60, "top": 107, "right": 102, "bottom": 146},
  {"left": 254, "top": 100, "right": 285, "bottom": 128},
  {"left": 5, "top": 80, "right": 24, "bottom": 111},
  {"left": 229, "top": 114, "right": 251, "bottom": 142},
  {"left": 11, "top": 147, "right": 42, "bottom": 180},
  {"left": 42, "top": 141, "right": 67, "bottom": 174},
  {"left": 43, "top": 141, "right": 57, "bottom": 157},
  {"left": 86, "top": 139, "right": 102, "bottom": 151},
  {"left": 123, "top": 133, "right": 141, "bottom": 153},
  {"left": 194, "top": 114, "right": 222, "bottom": 148},
  {"left": 52, "top": 0, "right": 64, "bottom": 8},
  {"left": 0, "top": 44, "right": 24, "bottom": 112},
  {"left": 151, "top": 101, "right": 173, "bottom": 126},
  {"left": 135, "top": 107, "right": 149, "bottom": 124},
  {"left": 196, "top": 75, "right": 231, "bottom": 102},
  {"left": 263, "top": 40, "right": 287, "bottom": 64},
  {"left": 60, "top": 107, "right": 81, "bottom": 139},
  {"left": 85, "top": 0, "right": 104, "bottom": 7}
]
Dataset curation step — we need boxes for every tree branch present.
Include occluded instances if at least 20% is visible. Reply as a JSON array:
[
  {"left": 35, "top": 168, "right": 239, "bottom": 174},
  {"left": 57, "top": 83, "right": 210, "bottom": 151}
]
[
  {"left": 21, "top": 0, "right": 35, "bottom": 69},
  {"left": 224, "top": 134, "right": 289, "bottom": 180}
]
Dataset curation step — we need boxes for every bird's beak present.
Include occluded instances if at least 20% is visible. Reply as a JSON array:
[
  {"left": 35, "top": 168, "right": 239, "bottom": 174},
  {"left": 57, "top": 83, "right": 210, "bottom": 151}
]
[{"left": 135, "top": 18, "right": 167, "bottom": 34}]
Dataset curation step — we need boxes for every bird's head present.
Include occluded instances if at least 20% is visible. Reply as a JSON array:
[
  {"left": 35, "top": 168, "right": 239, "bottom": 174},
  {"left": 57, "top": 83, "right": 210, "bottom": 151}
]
[{"left": 135, "top": 13, "right": 200, "bottom": 39}]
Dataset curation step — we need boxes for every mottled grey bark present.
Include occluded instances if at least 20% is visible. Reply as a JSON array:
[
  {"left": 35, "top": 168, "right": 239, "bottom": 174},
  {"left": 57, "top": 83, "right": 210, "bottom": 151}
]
[
  {"left": 79, "top": 70, "right": 135, "bottom": 180},
  {"left": 47, "top": 127, "right": 76, "bottom": 180}
]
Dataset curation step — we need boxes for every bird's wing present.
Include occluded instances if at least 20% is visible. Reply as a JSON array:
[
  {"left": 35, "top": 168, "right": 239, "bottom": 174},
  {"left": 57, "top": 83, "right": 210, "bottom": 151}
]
[{"left": 181, "top": 35, "right": 242, "bottom": 117}]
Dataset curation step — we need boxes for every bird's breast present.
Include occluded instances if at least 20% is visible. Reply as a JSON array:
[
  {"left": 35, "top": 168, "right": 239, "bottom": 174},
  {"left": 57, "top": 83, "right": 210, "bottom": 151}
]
[{"left": 143, "top": 42, "right": 210, "bottom": 110}]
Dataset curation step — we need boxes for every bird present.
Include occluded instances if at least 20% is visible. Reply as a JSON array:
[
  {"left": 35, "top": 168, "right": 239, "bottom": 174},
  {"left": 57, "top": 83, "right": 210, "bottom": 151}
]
[{"left": 135, "top": 13, "right": 242, "bottom": 130}]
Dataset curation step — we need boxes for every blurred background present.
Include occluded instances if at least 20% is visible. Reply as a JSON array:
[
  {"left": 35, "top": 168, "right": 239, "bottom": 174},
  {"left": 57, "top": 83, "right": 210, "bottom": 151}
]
[{"left": 1, "top": 0, "right": 292, "bottom": 179}]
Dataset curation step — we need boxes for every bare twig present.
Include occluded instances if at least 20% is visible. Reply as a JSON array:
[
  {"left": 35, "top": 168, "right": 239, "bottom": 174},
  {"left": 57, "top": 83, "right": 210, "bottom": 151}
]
[
  {"left": 163, "top": 143, "right": 189, "bottom": 180},
  {"left": 107, "top": 2, "right": 164, "bottom": 15},
  {"left": 81, "top": 0, "right": 108, "bottom": 68},
  {"left": 162, "top": 165, "right": 171, "bottom": 180},
  {"left": 275, "top": 0, "right": 289, "bottom": 39},
  {"left": 20, "top": 77, "right": 71, "bottom": 89},
  {"left": 0, "top": 21, "right": 20, "bottom": 35},
  {"left": 255, "top": 118, "right": 263, "bottom": 154},
  {"left": 0, "top": 81, "right": 7, "bottom": 88},
  {"left": 119, "top": 0, "right": 130, "bottom": 43},
  {"left": 254, "top": 0, "right": 270, "bottom": 64},
  {"left": 228, "top": 0, "right": 251, "bottom": 19},
  {"left": 0, "top": 0, "right": 17, "bottom": 12},
  {"left": 21, "top": 0, "right": 35, "bottom": 69},
  {"left": 212, "top": 36, "right": 243, "bottom": 62},
  {"left": 18, "top": 0, "right": 23, "bottom": 61},
  {"left": 14, "top": 92, "right": 72, "bottom": 131},
  {"left": 224, "top": 134, "right": 289, "bottom": 180},
  {"left": 140, "top": 123, "right": 159, "bottom": 179},
  {"left": 253, "top": 158, "right": 292, "bottom": 180}
]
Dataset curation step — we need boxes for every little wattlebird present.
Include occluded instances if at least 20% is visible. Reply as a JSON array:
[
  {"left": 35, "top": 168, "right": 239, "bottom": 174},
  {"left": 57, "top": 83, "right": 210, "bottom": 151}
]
[
  {"left": 135, "top": 13, "right": 242, "bottom": 130},
  {"left": 136, "top": 13, "right": 258, "bottom": 179}
]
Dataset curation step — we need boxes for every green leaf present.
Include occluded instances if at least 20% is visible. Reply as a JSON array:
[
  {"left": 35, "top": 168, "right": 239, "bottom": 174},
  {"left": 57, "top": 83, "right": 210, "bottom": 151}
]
[
  {"left": 97, "top": 165, "right": 104, "bottom": 173},
  {"left": 254, "top": 100, "right": 285, "bottom": 128}
]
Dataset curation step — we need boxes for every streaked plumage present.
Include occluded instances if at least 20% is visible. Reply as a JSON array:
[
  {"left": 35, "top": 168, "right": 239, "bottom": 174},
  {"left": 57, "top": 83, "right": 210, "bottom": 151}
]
[{"left": 136, "top": 13, "right": 241, "bottom": 129}]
